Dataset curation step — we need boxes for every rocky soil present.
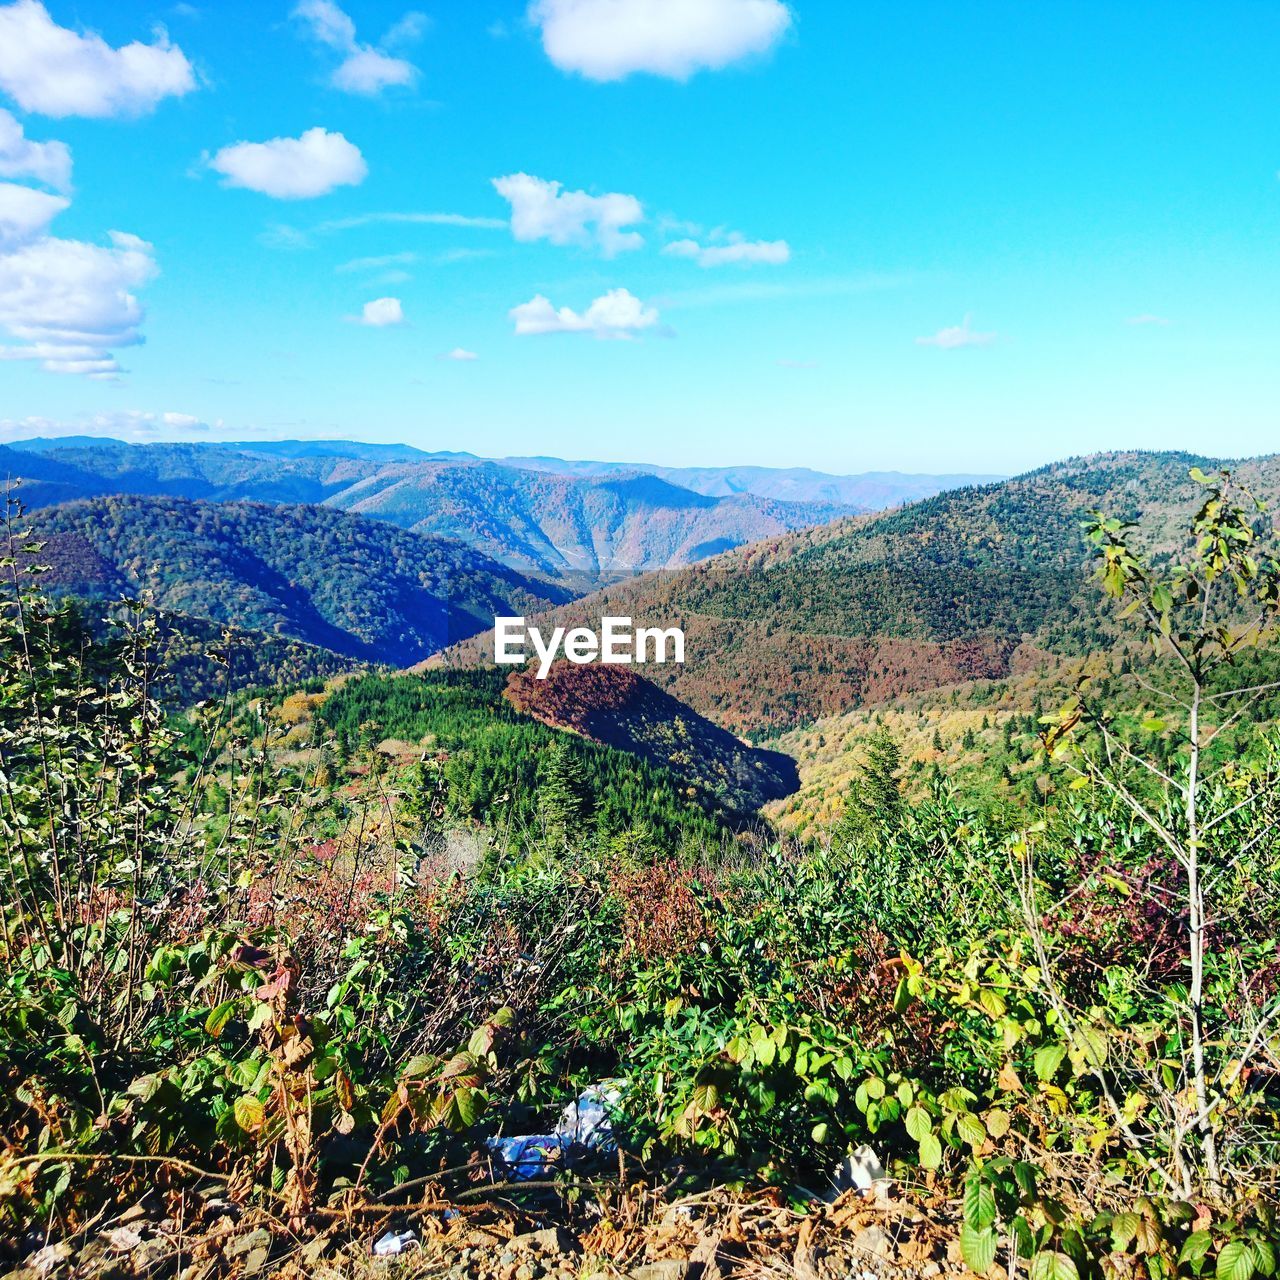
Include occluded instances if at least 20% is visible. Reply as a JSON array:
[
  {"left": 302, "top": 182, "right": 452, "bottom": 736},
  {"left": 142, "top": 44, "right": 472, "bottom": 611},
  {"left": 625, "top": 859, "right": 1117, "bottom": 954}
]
[{"left": 5, "top": 1182, "right": 982, "bottom": 1280}]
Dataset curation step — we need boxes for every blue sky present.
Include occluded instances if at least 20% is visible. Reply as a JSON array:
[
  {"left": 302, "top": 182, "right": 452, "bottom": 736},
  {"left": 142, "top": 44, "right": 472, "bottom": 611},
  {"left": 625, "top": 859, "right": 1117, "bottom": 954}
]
[{"left": 0, "top": 0, "right": 1277, "bottom": 474}]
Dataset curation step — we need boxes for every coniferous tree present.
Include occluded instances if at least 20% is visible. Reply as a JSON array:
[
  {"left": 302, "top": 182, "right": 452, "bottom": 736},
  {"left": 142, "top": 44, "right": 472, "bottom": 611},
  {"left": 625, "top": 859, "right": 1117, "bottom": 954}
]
[
  {"left": 537, "top": 740, "right": 588, "bottom": 843},
  {"left": 835, "top": 728, "right": 903, "bottom": 847}
]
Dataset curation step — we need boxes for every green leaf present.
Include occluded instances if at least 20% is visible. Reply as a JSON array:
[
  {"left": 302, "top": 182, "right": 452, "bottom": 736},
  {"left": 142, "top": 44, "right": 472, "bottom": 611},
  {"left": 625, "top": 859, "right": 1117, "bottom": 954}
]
[
  {"left": 1030, "top": 1252, "right": 1080, "bottom": 1280},
  {"left": 226, "top": 1059, "right": 261, "bottom": 1089},
  {"left": 1111, "top": 1212, "right": 1141, "bottom": 1252},
  {"left": 1218, "top": 1242, "right": 1257, "bottom": 1280},
  {"left": 450, "top": 1085, "right": 484, "bottom": 1130},
  {"left": 964, "top": 1177, "right": 997, "bottom": 1231},
  {"left": 1179, "top": 1231, "right": 1212, "bottom": 1272},
  {"left": 961, "top": 1225, "right": 998, "bottom": 1275},
  {"left": 204, "top": 999, "right": 237, "bottom": 1037},
  {"left": 1033, "top": 1043, "right": 1066, "bottom": 1081},
  {"left": 918, "top": 1132, "right": 942, "bottom": 1169},
  {"left": 1253, "top": 1240, "right": 1276, "bottom": 1278},
  {"left": 905, "top": 1106, "right": 932, "bottom": 1141},
  {"left": 984, "top": 1108, "right": 1010, "bottom": 1139},
  {"left": 956, "top": 1111, "right": 987, "bottom": 1148}
]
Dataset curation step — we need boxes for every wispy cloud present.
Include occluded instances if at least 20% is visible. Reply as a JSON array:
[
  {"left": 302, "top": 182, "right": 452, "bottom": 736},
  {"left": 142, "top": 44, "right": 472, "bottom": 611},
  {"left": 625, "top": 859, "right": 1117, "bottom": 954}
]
[
  {"left": 441, "top": 347, "right": 478, "bottom": 361},
  {"left": 663, "top": 235, "right": 790, "bottom": 268},
  {"left": 318, "top": 210, "right": 507, "bottom": 232},
  {"left": 656, "top": 272, "right": 909, "bottom": 311},
  {"left": 915, "top": 314, "right": 996, "bottom": 349},
  {"left": 336, "top": 250, "right": 418, "bottom": 274},
  {"left": 292, "top": 0, "right": 425, "bottom": 96}
]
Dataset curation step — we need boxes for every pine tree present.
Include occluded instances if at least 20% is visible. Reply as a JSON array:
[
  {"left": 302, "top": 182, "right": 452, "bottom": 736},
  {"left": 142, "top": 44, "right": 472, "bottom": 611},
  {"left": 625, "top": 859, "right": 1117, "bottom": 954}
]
[
  {"left": 537, "top": 740, "right": 589, "bottom": 843},
  {"left": 835, "top": 729, "right": 902, "bottom": 847}
]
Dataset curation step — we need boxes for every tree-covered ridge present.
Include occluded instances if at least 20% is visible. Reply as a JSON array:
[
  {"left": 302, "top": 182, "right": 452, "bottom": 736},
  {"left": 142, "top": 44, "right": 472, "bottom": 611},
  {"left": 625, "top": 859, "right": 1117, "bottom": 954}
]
[
  {"left": 316, "top": 668, "right": 745, "bottom": 846},
  {"left": 502, "top": 661, "right": 799, "bottom": 814},
  {"left": 24, "top": 495, "right": 564, "bottom": 667},
  {"left": 442, "top": 451, "right": 1280, "bottom": 733}
]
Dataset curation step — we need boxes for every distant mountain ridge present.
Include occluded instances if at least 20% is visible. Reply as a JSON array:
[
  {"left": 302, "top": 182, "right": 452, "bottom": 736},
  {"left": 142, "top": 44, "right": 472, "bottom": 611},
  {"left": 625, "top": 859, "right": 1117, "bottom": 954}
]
[
  {"left": 0, "top": 441, "right": 852, "bottom": 582},
  {"left": 1, "top": 438, "right": 998, "bottom": 581},
  {"left": 438, "top": 450, "right": 1280, "bottom": 735}
]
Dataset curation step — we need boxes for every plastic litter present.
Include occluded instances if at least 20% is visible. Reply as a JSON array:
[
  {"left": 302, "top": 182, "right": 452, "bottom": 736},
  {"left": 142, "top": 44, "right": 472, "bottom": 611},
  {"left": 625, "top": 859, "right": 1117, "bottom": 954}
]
[
  {"left": 824, "top": 1145, "right": 889, "bottom": 1201},
  {"left": 372, "top": 1229, "right": 419, "bottom": 1257},
  {"left": 486, "top": 1081, "right": 625, "bottom": 1180}
]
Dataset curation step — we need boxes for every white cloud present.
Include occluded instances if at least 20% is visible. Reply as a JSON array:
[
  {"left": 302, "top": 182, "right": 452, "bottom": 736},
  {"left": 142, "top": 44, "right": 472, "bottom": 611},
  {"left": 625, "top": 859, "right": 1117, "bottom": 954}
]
[
  {"left": 319, "top": 210, "right": 507, "bottom": 232},
  {"left": 336, "top": 250, "right": 418, "bottom": 274},
  {"left": 293, "top": 0, "right": 420, "bottom": 96},
  {"left": 0, "top": 0, "right": 196, "bottom": 118},
  {"left": 0, "top": 107, "right": 71, "bottom": 190},
  {"left": 1126, "top": 313, "right": 1171, "bottom": 326},
  {"left": 510, "top": 287, "right": 659, "bottom": 338},
  {"left": 0, "top": 226, "right": 158, "bottom": 377},
  {"left": 442, "top": 347, "right": 478, "bottom": 361},
  {"left": 209, "top": 127, "right": 367, "bottom": 200},
  {"left": 493, "top": 172, "right": 643, "bottom": 257},
  {"left": 915, "top": 315, "right": 996, "bottom": 349},
  {"left": 353, "top": 296, "right": 404, "bottom": 326},
  {"left": 0, "top": 180, "right": 67, "bottom": 247},
  {"left": 529, "top": 0, "right": 792, "bottom": 82},
  {"left": 663, "top": 235, "right": 789, "bottom": 267},
  {"left": 384, "top": 12, "right": 430, "bottom": 45}
]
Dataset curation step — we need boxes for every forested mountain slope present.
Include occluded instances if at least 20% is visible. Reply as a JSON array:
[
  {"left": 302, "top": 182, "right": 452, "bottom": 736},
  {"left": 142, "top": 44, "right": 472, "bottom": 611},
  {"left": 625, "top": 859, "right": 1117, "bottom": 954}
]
[
  {"left": 503, "top": 661, "right": 798, "bottom": 814},
  {"left": 24, "top": 496, "right": 563, "bottom": 667},
  {"left": 439, "top": 451, "right": 1280, "bottom": 734}
]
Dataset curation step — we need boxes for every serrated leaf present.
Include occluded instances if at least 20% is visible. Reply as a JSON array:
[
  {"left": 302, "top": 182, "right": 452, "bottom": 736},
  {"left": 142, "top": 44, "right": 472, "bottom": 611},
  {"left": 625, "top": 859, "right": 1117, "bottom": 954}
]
[
  {"left": 204, "top": 999, "right": 236, "bottom": 1037},
  {"left": 1218, "top": 1242, "right": 1256, "bottom": 1280},
  {"left": 1034, "top": 1043, "right": 1066, "bottom": 1081},
  {"left": 957, "top": 1111, "right": 987, "bottom": 1148},
  {"left": 905, "top": 1106, "right": 932, "bottom": 1141},
  {"left": 1112, "top": 1212, "right": 1141, "bottom": 1252},
  {"left": 964, "top": 1178, "right": 997, "bottom": 1231},
  {"left": 984, "top": 1108, "right": 1010, "bottom": 1138},
  {"left": 226, "top": 1059, "right": 261, "bottom": 1089},
  {"left": 961, "top": 1225, "right": 998, "bottom": 1275},
  {"left": 233, "top": 1095, "right": 265, "bottom": 1132},
  {"left": 918, "top": 1132, "right": 942, "bottom": 1169},
  {"left": 1179, "top": 1231, "right": 1212, "bottom": 1271},
  {"left": 1030, "top": 1252, "right": 1079, "bottom": 1280},
  {"left": 1253, "top": 1240, "right": 1276, "bottom": 1278}
]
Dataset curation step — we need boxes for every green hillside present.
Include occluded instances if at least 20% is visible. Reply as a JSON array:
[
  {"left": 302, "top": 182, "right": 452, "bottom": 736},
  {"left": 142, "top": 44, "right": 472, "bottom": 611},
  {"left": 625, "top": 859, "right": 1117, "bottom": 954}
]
[
  {"left": 442, "top": 451, "right": 1280, "bottom": 734},
  {"left": 315, "top": 667, "right": 746, "bottom": 846},
  {"left": 24, "top": 495, "right": 563, "bottom": 667}
]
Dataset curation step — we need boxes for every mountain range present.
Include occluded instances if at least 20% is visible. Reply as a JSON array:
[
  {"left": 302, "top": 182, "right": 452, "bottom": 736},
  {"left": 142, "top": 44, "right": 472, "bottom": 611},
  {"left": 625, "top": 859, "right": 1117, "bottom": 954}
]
[
  {"left": 0, "top": 438, "right": 995, "bottom": 582},
  {"left": 438, "top": 451, "right": 1280, "bottom": 735}
]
